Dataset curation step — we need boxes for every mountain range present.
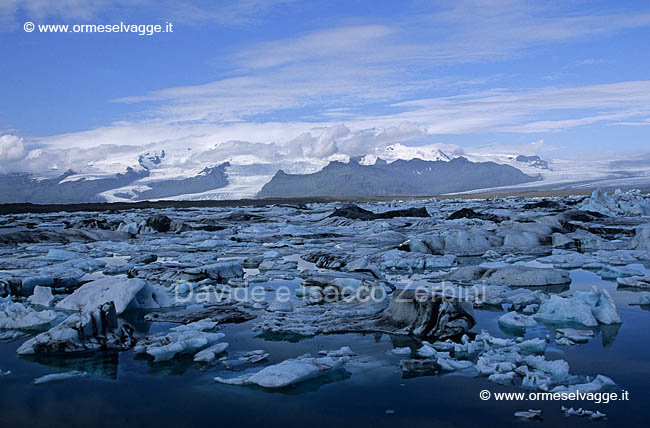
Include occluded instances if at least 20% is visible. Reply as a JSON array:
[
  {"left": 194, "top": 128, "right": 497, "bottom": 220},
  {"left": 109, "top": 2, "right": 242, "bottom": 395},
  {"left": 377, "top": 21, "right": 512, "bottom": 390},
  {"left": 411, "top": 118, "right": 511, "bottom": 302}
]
[
  {"left": 3, "top": 143, "right": 650, "bottom": 204},
  {"left": 0, "top": 161, "right": 229, "bottom": 204}
]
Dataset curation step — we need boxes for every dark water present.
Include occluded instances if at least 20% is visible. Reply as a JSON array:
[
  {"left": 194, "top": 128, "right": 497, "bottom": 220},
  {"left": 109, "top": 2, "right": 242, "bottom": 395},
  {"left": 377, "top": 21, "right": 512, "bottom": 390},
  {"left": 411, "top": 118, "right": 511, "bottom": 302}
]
[{"left": 1, "top": 269, "right": 649, "bottom": 428}]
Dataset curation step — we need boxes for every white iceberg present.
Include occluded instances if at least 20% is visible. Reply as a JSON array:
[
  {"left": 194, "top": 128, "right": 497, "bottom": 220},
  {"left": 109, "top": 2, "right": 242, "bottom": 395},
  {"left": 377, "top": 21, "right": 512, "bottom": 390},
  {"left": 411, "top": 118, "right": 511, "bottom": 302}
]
[
  {"left": 533, "top": 288, "right": 621, "bottom": 327},
  {"left": 193, "top": 342, "right": 229, "bottom": 362},
  {"left": 0, "top": 297, "right": 57, "bottom": 330},
  {"left": 498, "top": 311, "right": 537, "bottom": 330},
  {"left": 214, "top": 354, "right": 348, "bottom": 388},
  {"left": 28, "top": 286, "right": 55, "bottom": 307},
  {"left": 56, "top": 276, "right": 170, "bottom": 315},
  {"left": 551, "top": 375, "right": 616, "bottom": 394},
  {"left": 135, "top": 321, "right": 224, "bottom": 362}
]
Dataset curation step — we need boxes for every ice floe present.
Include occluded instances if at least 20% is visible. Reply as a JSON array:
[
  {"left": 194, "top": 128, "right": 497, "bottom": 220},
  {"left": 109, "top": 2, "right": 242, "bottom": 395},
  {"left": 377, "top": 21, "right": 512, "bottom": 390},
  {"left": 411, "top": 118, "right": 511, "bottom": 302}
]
[
  {"left": 56, "top": 275, "right": 170, "bottom": 314},
  {"left": 134, "top": 320, "right": 224, "bottom": 362},
  {"left": 28, "top": 285, "right": 55, "bottom": 307},
  {"left": 533, "top": 287, "right": 621, "bottom": 327},
  {"left": 17, "top": 302, "right": 135, "bottom": 354},
  {"left": 0, "top": 297, "right": 57, "bottom": 330},
  {"left": 498, "top": 311, "right": 538, "bottom": 331},
  {"left": 214, "top": 353, "right": 348, "bottom": 388}
]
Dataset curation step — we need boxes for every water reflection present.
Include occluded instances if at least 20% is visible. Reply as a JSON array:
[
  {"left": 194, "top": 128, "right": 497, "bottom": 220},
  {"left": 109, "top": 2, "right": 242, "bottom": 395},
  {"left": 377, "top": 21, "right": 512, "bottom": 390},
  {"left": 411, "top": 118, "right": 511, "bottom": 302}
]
[{"left": 20, "top": 352, "right": 119, "bottom": 379}]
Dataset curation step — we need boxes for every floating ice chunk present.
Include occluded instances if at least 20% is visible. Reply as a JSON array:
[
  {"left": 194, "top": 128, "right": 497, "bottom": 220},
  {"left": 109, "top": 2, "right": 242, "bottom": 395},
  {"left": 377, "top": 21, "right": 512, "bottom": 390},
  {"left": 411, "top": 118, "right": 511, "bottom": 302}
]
[
  {"left": 136, "top": 321, "right": 223, "bottom": 362},
  {"left": 437, "top": 355, "right": 474, "bottom": 371},
  {"left": 590, "top": 411, "right": 607, "bottom": 420},
  {"left": 552, "top": 233, "right": 574, "bottom": 249},
  {"left": 56, "top": 276, "right": 169, "bottom": 315},
  {"left": 617, "top": 275, "right": 650, "bottom": 289},
  {"left": 417, "top": 344, "right": 437, "bottom": 357},
  {"left": 592, "top": 288, "right": 621, "bottom": 324},
  {"left": 376, "top": 249, "right": 457, "bottom": 271},
  {"left": 489, "top": 372, "right": 516, "bottom": 385},
  {"left": 537, "top": 251, "right": 596, "bottom": 269},
  {"left": 33, "top": 371, "right": 88, "bottom": 385},
  {"left": 28, "top": 286, "right": 55, "bottom": 307},
  {"left": 0, "top": 297, "right": 57, "bottom": 330},
  {"left": 498, "top": 311, "right": 537, "bottom": 330},
  {"left": 258, "top": 259, "right": 298, "bottom": 272},
  {"left": 517, "top": 338, "right": 547, "bottom": 354},
  {"left": 238, "top": 350, "right": 269, "bottom": 363},
  {"left": 267, "top": 297, "right": 293, "bottom": 312},
  {"left": 432, "top": 229, "right": 501, "bottom": 255},
  {"left": 45, "top": 249, "right": 79, "bottom": 261},
  {"left": 17, "top": 302, "right": 135, "bottom": 355},
  {"left": 481, "top": 266, "right": 571, "bottom": 287},
  {"left": 522, "top": 304, "right": 538, "bottom": 314},
  {"left": 184, "top": 260, "right": 245, "bottom": 281},
  {"left": 404, "top": 238, "right": 433, "bottom": 254},
  {"left": 262, "top": 250, "right": 281, "bottom": 259},
  {"left": 562, "top": 406, "right": 606, "bottom": 420},
  {"left": 514, "top": 409, "right": 543, "bottom": 420},
  {"left": 521, "top": 373, "right": 552, "bottom": 391},
  {"left": 193, "top": 342, "right": 229, "bottom": 362},
  {"left": 531, "top": 288, "right": 622, "bottom": 327},
  {"left": 470, "top": 284, "right": 541, "bottom": 307},
  {"left": 551, "top": 375, "right": 616, "bottom": 394},
  {"left": 390, "top": 347, "right": 411, "bottom": 356},
  {"left": 534, "top": 294, "right": 597, "bottom": 327},
  {"left": 581, "top": 188, "right": 650, "bottom": 217},
  {"left": 556, "top": 328, "right": 594, "bottom": 345},
  {"left": 319, "top": 346, "right": 356, "bottom": 358},
  {"left": 555, "top": 337, "right": 574, "bottom": 346},
  {"left": 523, "top": 355, "right": 569, "bottom": 381},
  {"left": 215, "top": 354, "right": 348, "bottom": 388}
]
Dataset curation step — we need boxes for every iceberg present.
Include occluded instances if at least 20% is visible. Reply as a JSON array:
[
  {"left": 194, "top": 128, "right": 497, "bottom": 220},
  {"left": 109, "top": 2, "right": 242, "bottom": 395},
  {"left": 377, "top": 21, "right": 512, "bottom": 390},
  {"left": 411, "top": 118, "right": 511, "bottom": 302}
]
[
  {"left": 17, "top": 302, "right": 135, "bottom": 355},
  {"left": 28, "top": 286, "right": 55, "bottom": 307},
  {"left": 135, "top": 321, "right": 224, "bottom": 362},
  {"left": 498, "top": 311, "right": 537, "bottom": 330},
  {"left": 0, "top": 297, "right": 57, "bottom": 330},
  {"left": 56, "top": 276, "right": 169, "bottom": 315},
  {"left": 214, "top": 354, "right": 348, "bottom": 388}
]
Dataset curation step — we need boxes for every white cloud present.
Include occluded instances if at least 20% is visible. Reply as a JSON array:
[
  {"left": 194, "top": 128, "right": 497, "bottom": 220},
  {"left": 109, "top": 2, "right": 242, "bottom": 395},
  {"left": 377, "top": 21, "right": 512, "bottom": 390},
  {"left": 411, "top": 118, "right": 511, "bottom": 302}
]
[
  {"left": 5, "top": 1, "right": 650, "bottom": 180},
  {"left": 0, "top": 134, "right": 26, "bottom": 165}
]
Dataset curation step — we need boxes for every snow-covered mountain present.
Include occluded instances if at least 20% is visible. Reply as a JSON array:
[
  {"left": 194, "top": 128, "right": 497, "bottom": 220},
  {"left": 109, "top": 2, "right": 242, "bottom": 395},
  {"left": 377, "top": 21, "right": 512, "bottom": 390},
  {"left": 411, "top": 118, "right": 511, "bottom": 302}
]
[
  {"left": 360, "top": 143, "right": 452, "bottom": 164},
  {"left": 3, "top": 139, "right": 650, "bottom": 203}
]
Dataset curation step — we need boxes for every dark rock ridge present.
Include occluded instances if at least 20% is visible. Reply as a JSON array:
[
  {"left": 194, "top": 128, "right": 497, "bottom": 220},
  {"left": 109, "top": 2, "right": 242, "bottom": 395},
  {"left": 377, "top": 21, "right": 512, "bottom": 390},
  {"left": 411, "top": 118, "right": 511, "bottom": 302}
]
[
  {"left": 144, "top": 305, "right": 255, "bottom": 324},
  {"left": 328, "top": 204, "right": 429, "bottom": 220},
  {"left": 447, "top": 208, "right": 502, "bottom": 222},
  {"left": 515, "top": 154, "right": 550, "bottom": 170},
  {"left": 258, "top": 157, "right": 538, "bottom": 197}
]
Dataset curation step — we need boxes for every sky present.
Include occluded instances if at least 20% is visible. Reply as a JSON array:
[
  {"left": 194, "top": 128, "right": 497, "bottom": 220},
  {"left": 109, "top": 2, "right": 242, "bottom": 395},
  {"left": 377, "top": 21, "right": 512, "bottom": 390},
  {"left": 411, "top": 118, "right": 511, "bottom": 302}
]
[{"left": 1, "top": 0, "right": 650, "bottom": 176}]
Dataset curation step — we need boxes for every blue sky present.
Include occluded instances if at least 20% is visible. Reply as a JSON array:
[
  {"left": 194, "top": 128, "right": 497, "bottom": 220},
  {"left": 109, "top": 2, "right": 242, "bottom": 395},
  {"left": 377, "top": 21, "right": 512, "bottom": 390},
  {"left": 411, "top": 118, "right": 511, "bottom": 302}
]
[{"left": 1, "top": 0, "right": 650, "bottom": 175}]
